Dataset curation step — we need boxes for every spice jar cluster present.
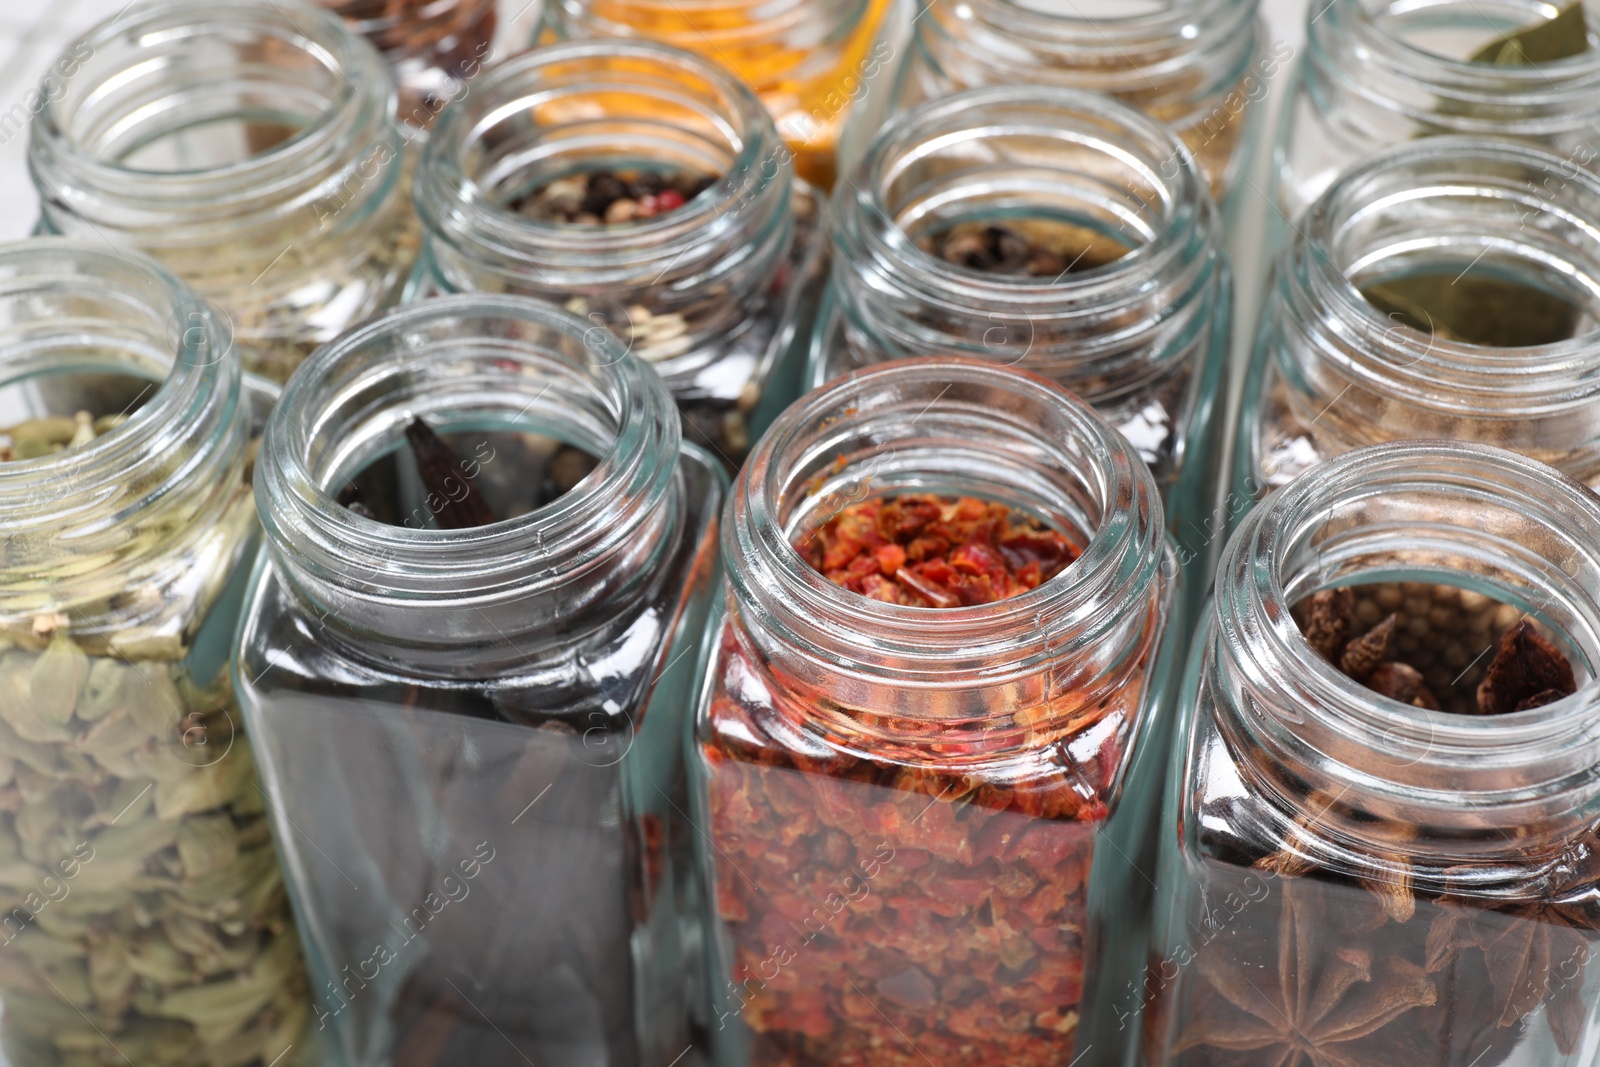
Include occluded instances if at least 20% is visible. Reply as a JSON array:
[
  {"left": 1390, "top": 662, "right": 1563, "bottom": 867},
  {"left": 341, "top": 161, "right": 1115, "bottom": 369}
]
[{"left": 6, "top": 1, "right": 1600, "bottom": 1067}]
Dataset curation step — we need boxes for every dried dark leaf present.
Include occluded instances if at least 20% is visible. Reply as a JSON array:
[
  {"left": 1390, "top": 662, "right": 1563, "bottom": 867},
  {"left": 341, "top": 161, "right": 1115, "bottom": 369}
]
[{"left": 1471, "top": 1, "right": 1588, "bottom": 65}]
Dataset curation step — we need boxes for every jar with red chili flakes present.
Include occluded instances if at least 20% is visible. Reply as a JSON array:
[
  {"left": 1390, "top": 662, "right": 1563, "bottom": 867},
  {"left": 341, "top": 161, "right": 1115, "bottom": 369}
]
[{"left": 689, "top": 358, "right": 1183, "bottom": 1066}]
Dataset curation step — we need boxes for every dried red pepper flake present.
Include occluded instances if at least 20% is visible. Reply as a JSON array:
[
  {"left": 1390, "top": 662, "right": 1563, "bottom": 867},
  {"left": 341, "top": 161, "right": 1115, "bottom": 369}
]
[{"left": 798, "top": 494, "right": 1078, "bottom": 607}]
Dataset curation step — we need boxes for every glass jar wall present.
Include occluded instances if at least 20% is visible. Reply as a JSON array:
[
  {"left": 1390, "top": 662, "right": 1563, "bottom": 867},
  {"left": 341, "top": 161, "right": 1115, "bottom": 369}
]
[
  {"left": 691, "top": 359, "right": 1180, "bottom": 1067},
  {"left": 812, "top": 86, "right": 1229, "bottom": 575},
  {"left": 30, "top": 0, "right": 419, "bottom": 383},
  {"left": 316, "top": 0, "right": 498, "bottom": 127},
  {"left": 1239, "top": 139, "right": 1600, "bottom": 502},
  {"left": 539, "top": 0, "right": 894, "bottom": 189},
  {"left": 0, "top": 240, "right": 313, "bottom": 1067},
  {"left": 413, "top": 40, "right": 827, "bottom": 467},
  {"left": 235, "top": 294, "right": 724, "bottom": 1067},
  {"left": 1142, "top": 441, "right": 1600, "bottom": 1066},
  {"left": 895, "top": 0, "right": 1271, "bottom": 203},
  {"left": 1279, "top": 0, "right": 1600, "bottom": 219}
]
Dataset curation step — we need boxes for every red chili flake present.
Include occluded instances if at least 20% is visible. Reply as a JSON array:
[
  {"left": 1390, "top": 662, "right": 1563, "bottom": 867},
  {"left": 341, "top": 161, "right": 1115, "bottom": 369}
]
[{"left": 798, "top": 494, "right": 1079, "bottom": 607}]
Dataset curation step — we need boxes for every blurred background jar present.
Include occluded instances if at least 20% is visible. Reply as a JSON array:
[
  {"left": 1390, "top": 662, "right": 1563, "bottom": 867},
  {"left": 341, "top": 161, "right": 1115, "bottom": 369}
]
[
  {"left": 894, "top": 0, "right": 1271, "bottom": 205},
  {"left": 1240, "top": 138, "right": 1600, "bottom": 503},
  {"left": 413, "top": 39, "right": 827, "bottom": 468},
  {"left": 538, "top": 0, "right": 895, "bottom": 189},
  {"left": 692, "top": 359, "right": 1181, "bottom": 1067},
  {"left": 30, "top": 0, "right": 419, "bottom": 384},
  {"left": 1279, "top": 0, "right": 1600, "bottom": 220},
  {"left": 316, "top": 0, "right": 498, "bottom": 129},
  {"left": 1143, "top": 441, "right": 1600, "bottom": 1066},
  {"left": 814, "top": 87, "right": 1229, "bottom": 600},
  {"left": 0, "top": 239, "right": 313, "bottom": 1067},
  {"left": 236, "top": 294, "right": 724, "bottom": 1067}
]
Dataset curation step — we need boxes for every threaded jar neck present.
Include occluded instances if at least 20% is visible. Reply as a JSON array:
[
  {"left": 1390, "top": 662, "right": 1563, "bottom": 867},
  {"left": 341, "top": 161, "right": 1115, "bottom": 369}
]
[
  {"left": 724, "top": 357, "right": 1169, "bottom": 757},
  {"left": 30, "top": 0, "right": 402, "bottom": 264},
  {"left": 255, "top": 294, "right": 684, "bottom": 673},
  {"left": 916, "top": 0, "right": 1260, "bottom": 121},
  {"left": 415, "top": 39, "right": 794, "bottom": 383},
  {"left": 1273, "top": 138, "right": 1600, "bottom": 480},
  {"left": 831, "top": 86, "right": 1221, "bottom": 405},
  {"left": 1213, "top": 441, "right": 1600, "bottom": 861},
  {"left": 0, "top": 239, "right": 243, "bottom": 635}
]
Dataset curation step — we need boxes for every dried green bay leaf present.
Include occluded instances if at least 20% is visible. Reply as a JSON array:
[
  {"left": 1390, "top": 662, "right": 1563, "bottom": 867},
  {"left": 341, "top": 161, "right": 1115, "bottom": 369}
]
[
  {"left": 1361, "top": 270, "right": 1583, "bottom": 347},
  {"left": 1472, "top": 2, "right": 1589, "bottom": 65}
]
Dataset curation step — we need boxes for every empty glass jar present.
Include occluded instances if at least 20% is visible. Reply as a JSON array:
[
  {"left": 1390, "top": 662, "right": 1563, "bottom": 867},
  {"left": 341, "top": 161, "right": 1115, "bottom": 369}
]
[
  {"left": 1143, "top": 441, "right": 1600, "bottom": 1066},
  {"left": 1240, "top": 138, "right": 1600, "bottom": 502},
  {"left": 691, "top": 358, "right": 1182, "bottom": 1067},
  {"left": 895, "top": 0, "right": 1273, "bottom": 203},
  {"left": 539, "top": 0, "right": 894, "bottom": 188},
  {"left": 236, "top": 294, "right": 724, "bottom": 1067},
  {"left": 813, "top": 86, "right": 1230, "bottom": 591},
  {"left": 31, "top": 0, "right": 419, "bottom": 383},
  {"left": 0, "top": 239, "right": 313, "bottom": 1067},
  {"left": 1279, "top": 0, "right": 1600, "bottom": 219},
  {"left": 413, "top": 39, "right": 828, "bottom": 467}
]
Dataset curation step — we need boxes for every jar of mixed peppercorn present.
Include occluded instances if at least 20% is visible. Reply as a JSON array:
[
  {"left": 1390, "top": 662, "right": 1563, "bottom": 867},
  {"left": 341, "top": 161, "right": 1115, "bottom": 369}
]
[
  {"left": 691, "top": 358, "right": 1183, "bottom": 1067},
  {"left": 30, "top": 0, "right": 419, "bottom": 384},
  {"left": 892, "top": 0, "right": 1272, "bottom": 203},
  {"left": 0, "top": 240, "right": 315, "bottom": 1067},
  {"left": 236, "top": 294, "right": 723, "bottom": 1067},
  {"left": 539, "top": 0, "right": 896, "bottom": 188},
  {"left": 315, "top": 0, "right": 497, "bottom": 128},
  {"left": 812, "top": 86, "right": 1230, "bottom": 591},
  {"left": 1238, "top": 138, "right": 1600, "bottom": 507},
  {"left": 1142, "top": 441, "right": 1600, "bottom": 1066},
  {"left": 413, "top": 39, "right": 828, "bottom": 468},
  {"left": 1278, "top": 0, "right": 1600, "bottom": 219}
]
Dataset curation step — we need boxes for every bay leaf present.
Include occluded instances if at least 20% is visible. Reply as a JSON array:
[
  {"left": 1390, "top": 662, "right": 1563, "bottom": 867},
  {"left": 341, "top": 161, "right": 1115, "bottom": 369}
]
[
  {"left": 1361, "top": 271, "right": 1583, "bottom": 347},
  {"left": 1472, "top": 2, "right": 1589, "bottom": 65}
]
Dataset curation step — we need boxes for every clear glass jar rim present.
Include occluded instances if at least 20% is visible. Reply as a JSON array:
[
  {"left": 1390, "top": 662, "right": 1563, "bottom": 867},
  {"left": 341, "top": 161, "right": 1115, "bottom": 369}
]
[
  {"left": 257, "top": 293, "right": 681, "bottom": 604},
  {"left": 728, "top": 357, "right": 1166, "bottom": 675},
  {"left": 418, "top": 39, "right": 784, "bottom": 262},
  {"left": 33, "top": 0, "right": 389, "bottom": 199},
  {"left": 1217, "top": 441, "right": 1600, "bottom": 799}
]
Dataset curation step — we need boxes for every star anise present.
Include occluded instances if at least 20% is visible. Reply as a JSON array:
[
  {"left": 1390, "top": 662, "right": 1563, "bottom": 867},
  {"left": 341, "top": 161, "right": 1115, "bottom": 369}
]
[
  {"left": 1475, "top": 620, "right": 1576, "bottom": 715},
  {"left": 1425, "top": 826, "right": 1600, "bottom": 1055},
  {"left": 1176, "top": 876, "right": 1438, "bottom": 1065}
]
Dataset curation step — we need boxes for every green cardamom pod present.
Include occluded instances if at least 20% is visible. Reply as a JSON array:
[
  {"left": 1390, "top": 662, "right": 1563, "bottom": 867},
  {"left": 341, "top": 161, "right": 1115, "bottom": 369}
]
[{"left": 176, "top": 815, "right": 239, "bottom": 879}]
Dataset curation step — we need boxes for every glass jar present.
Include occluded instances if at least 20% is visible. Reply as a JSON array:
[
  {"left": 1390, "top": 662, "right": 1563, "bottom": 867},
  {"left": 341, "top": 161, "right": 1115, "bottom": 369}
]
[
  {"left": 894, "top": 0, "right": 1272, "bottom": 203},
  {"left": 31, "top": 0, "right": 420, "bottom": 384},
  {"left": 691, "top": 358, "right": 1181, "bottom": 1067},
  {"left": 539, "top": 0, "right": 894, "bottom": 189},
  {"left": 1142, "top": 440, "right": 1600, "bottom": 1067},
  {"left": 1240, "top": 138, "right": 1600, "bottom": 504},
  {"left": 316, "top": 0, "right": 498, "bottom": 127},
  {"left": 812, "top": 85, "right": 1230, "bottom": 586},
  {"left": 1279, "top": 0, "right": 1600, "bottom": 220},
  {"left": 235, "top": 294, "right": 725, "bottom": 1067},
  {"left": 413, "top": 39, "right": 828, "bottom": 469},
  {"left": 0, "top": 239, "right": 313, "bottom": 1067}
]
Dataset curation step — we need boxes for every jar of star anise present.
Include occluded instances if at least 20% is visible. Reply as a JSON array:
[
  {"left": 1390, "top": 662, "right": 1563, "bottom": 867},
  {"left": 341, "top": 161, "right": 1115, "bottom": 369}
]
[
  {"left": 30, "top": 0, "right": 419, "bottom": 384},
  {"left": 0, "top": 239, "right": 316, "bottom": 1067},
  {"left": 692, "top": 358, "right": 1182, "bottom": 1067},
  {"left": 891, "top": 0, "right": 1273, "bottom": 204},
  {"left": 1279, "top": 0, "right": 1600, "bottom": 219},
  {"left": 413, "top": 39, "right": 828, "bottom": 468},
  {"left": 316, "top": 0, "right": 497, "bottom": 127},
  {"left": 1142, "top": 440, "right": 1600, "bottom": 1067},
  {"left": 1239, "top": 138, "right": 1600, "bottom": 505},
  {"left": 539, "top": 0, "right": 896, "bottom": 189},
  {"left": 236, "top": 294, "right": 724, "bottom": 1067},
  {"left": 812, "top": 86, "right": 1230, "bottom": 585}
]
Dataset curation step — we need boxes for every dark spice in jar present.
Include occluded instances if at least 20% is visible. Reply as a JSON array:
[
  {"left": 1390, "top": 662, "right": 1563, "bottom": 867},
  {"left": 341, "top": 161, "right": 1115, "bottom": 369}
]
[
  {"left": 1470, "top": 1, "right": 1588, "bottom": 65},
  {"left": 1295, "top": 582, "right": 1577, "bottom": 715},
  {"left": 510, "top": 168, "right": 719, "bottom": 225},
  {"left": 1359, "top": 272, "right": 1584, "bottom": 348},
  {"left": 917, "top": 221, "right": 1128, "bottom": 278}
]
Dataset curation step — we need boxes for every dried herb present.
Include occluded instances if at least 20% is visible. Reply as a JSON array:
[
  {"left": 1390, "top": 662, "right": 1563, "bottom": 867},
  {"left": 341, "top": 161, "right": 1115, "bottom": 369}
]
[
  {"left": 1360, "top": 271, "right": 1583, "bottom": 348},
  {"left": 1470, "top": 2, "right": 1589, "bottom": 65},
  {"left": 510, "top": 168, "right": 717, "bottom": 226},
  {"left": 916, "top": 220, "right": 1127, "bottom": 278},
  {"left": 797, "top": 495, "right": 1079, "bottom": 607}
]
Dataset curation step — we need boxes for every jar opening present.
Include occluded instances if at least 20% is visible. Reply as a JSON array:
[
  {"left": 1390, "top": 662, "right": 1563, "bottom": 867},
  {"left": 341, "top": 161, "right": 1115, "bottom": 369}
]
[{"left": 1365, "top": 0, "right": 1596, "bottom": 66}]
